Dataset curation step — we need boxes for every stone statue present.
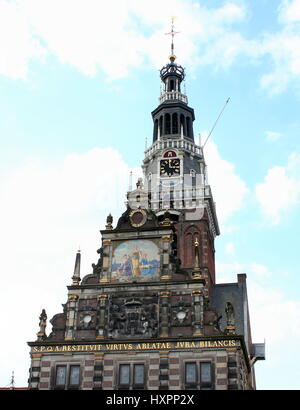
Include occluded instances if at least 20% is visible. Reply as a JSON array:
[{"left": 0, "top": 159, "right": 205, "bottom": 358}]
[
  {"left": 225, "top": 302, "right": 235, "bottom": 327},
  {"left": 36, "top": 309, "right": 47, "bottom": 340},
  {"left": 105, "top": 213, "right": 113, "bottom": 230},
  {"left": 92, "top": 247, "right": 103, "bottom": 275}
]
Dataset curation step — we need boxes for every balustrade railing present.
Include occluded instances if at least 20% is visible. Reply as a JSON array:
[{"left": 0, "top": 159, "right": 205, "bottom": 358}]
[
  {"left": 159, "top": 91, "right": 188, "bottom": 104},
  {"left": 144, "top": 139, "right": 203, "bottom": 158}
]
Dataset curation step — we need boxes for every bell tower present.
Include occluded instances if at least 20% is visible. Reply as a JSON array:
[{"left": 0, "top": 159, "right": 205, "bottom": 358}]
[
  {"left": 152, "top": 55, "right": 194, "bottom": 142},
  {"left": 142, "top": 25, "right": 219, "bottom": 296}
]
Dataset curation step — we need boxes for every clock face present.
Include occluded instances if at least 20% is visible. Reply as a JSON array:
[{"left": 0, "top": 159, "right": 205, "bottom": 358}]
[{"left": 160, "top": 158, "right": 180, "bottom": 177}]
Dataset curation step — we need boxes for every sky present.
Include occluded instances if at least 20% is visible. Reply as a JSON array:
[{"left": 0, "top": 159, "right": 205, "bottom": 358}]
[{"left": 0, "top": 0, "right": 300, "bottom": 390}]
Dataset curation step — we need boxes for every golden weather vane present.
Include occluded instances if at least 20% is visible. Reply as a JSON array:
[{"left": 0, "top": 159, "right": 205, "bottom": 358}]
[{"left": 165, "top": 16, "right": 180, "bottom": 57}]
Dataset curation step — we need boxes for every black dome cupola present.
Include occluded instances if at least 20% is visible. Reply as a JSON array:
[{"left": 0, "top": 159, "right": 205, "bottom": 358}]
[
  {"left": 160, "top": 55, "right": 185, "bottom": 94},
  {"left": 152, "top": 40, "right": 195, "bottom": 143}
]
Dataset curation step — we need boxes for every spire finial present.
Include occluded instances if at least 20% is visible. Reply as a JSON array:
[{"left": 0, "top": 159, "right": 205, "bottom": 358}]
[
  {"left": 10, "top": 371, "right": 15, "bottom": 390},
  {"left": 192, "top": 237, "right": 203, "bottom": 279},
  {"left": 165, "top": 16, "right": 180, "bottom": 61},
  {"left": 72, "top": 248, "right": 81, "bottom": 285}
]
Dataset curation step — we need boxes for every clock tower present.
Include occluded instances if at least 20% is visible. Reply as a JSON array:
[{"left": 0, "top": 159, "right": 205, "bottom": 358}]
[
  {"left": 141, "top": 51, "right": 219, "bottom": 298},
  {"left": 27, "top": 24, "right": 264, "bottom": 391}
]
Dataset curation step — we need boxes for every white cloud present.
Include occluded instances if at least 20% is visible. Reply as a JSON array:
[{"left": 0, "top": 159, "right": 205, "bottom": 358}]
[
  {"left": 0, "top": 0, "right": 248, "bottom": 80},
  {"left": 225, "top": 241, "right": 236, "bottom": 256},
  {"left": 249, "top": 262, "right": 272, "bottom": 279},
  {"left": 0, "top": 147, "right": 142, "bottom": 386},
  {"left": 216, "top": 260, "right": 272, "bottom": 282},
  {"left": 279, "top": 0, "right": 300, "bottom": 23},
  {"left": 248, "top": 280, "right": 300, "bottom": 344},
  {"left": 255, "top": 152, "right": 300, "bottom": 225},
  {"left": 204, "top": 139, "right": 249, "bottom": 223},
  {"left": 265, "top": 130, "right": 283, "bottom": 142},
  {"left": 2, "top": 0, "right": 300, "bottom": 95},
  {"left": 215, "top": 261, "right": 245, "bottom": 283},
  {"left": 0, "top": 0, "right": 46, "bottom": 79}
]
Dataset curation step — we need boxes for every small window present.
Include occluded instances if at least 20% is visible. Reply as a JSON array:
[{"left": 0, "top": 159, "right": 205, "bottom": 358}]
[
  {"left": 69, "top": 365, "right": 80, "bottom": 386},
  {"left": 118, "top": 363, "right": 145, "bottom": 390},
  {"left": 184, "top": 361, "right": 213, "bottom": 390},
  {"left": 165, "top": 113, "right": 171, "bottom": 135},
  {"left": 54, "top": 364, "right": 81, "bottom": 390},
  {"left": 119, "top": 364, "right": 130, "bottom": 386},
  {"left": 200, "top": 362, "right": 212, "bottom": 385},
  {"left": 133, "top": 364, "right": 145, "bottom": 386},
  {"left": 55, "top": 365, "right": 66, "bottom": 387},
  {"left": 185, "top": 362, "right": 197, "bottom": 384},
  {"left": 172, "top": 113, "right": 178, "bottom": 134}
]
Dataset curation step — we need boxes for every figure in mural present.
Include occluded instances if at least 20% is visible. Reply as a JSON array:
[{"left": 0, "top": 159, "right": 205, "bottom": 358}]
[
  {"left": 140, "top": 252, "right": 152, "bottom": 275},
  {"left": 119, "top": 254, "right": 132, "bottom": 277},
  {"left": 131, "top": 250, "right": 141, "bottom": 276}
]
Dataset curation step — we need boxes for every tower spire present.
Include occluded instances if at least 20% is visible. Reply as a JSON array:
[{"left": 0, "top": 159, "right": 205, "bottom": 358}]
[{"left": 165, "top": 16, "right": 180, "bottom": 61}]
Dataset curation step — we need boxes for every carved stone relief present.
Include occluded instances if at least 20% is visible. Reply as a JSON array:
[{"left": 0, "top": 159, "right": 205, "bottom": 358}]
[{"left": 107, "top": 295, "right": 158, "bottom": 339}]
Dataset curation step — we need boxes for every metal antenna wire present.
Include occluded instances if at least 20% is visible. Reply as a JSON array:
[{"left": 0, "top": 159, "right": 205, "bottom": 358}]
[{"left": 202, "top": 97, "right": 231, "bottom": 149}]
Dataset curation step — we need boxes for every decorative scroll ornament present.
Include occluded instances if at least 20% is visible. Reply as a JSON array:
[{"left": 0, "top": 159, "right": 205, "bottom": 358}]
[{"left": 129, "top": 208, "right": 147, "bottom": 228}]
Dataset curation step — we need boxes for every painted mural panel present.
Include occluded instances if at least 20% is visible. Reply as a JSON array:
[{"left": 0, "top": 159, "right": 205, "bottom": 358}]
[{"left": 111, "top": 239, "right": 160, "bottom": 282}]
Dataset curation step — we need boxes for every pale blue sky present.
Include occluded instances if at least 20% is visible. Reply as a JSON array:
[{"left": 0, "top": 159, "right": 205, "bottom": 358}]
[{"left": 0, "top": 0, "right": 300, "bottom": 389}]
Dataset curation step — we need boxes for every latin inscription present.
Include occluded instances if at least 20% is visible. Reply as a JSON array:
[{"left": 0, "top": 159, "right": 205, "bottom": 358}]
[{"left": 31, "top": 339, "right": 240, "bottom": 354}]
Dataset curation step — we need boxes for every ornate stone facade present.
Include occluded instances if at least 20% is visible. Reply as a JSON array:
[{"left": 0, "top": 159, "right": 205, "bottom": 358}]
[{"left": 27, "top": 33, "right": 264, "bottom": 390}]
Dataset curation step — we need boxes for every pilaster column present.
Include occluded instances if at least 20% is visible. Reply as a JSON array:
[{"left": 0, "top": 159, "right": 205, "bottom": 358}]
[
  {"left": 227, "top": 349, "right": 238, "bottom": 390},
  {"left": 161, "top": 235, "right": 171, "bottom": 280},
  {"left": 159, "top": 351, "right": 170, "bottom": 390},
  {"left": 96, "top": 294, "right": 108, "bottom": 339},
  {"left": 93, "top": 353, "right": 104, "bottom": 390},
  {"left": 28, "top": 353, "right": 42, "bottom": 390},
  {"left": 192, "top": 288, "right": 204, "bottom": 336},
  {"left": 159, "top": 291, "right": 170, "bottom": 337},
  {"left": 65, "top": 294, "right": 78, "bottom": 341},
  {"left": 99, "top": 239, "right": 112, "bottom": 283},
  {"left": 216, "top": 352, "right": 228, "bottom": 390}
]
